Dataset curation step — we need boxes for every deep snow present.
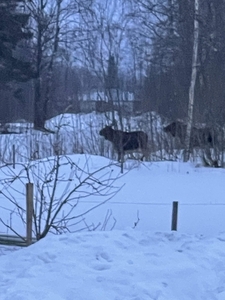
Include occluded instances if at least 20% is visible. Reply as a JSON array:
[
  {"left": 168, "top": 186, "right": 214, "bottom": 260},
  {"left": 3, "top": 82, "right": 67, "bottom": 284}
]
[
  {"left": 0, "top": 110, "right": 224, "bottom": 299},
  {"left": 1, "top": 229, "right": 225, "bottom": 300},
  {"left": 0, "top": 157, "right": 225, "bottom": 299}
]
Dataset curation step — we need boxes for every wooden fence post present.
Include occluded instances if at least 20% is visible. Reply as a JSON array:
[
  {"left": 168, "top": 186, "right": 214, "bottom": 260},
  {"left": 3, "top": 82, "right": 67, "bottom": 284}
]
[
  {"left": 26, "top": 183, "right": 33, "bottom": 246},
  {"left": 12, "top": 145, "right": 15, "bottom": 169},
  {"left": 171, "top": 201, "right": 178, "bottom": 231}
]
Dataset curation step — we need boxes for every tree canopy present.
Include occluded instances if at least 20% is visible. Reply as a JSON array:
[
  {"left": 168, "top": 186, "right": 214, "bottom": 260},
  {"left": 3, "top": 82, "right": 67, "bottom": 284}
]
[{"left": 0, "top": 0, "right": 33, "bottom": 84}]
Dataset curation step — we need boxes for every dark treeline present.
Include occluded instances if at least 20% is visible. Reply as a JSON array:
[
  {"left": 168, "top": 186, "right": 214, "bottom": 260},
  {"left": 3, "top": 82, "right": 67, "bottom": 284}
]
[
  {"left": 0, "top": 0, "right": 225, "bottom": 129},
  {"left": 141, "top": 0, "right": 225, "bottom": 127}
]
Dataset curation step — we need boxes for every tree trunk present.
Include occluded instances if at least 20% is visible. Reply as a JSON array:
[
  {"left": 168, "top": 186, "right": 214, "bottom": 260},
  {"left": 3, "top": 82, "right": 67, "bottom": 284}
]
[
  {"left": 43, "top": 0, "right": 61, "bottom": 121},
  {"left": 184, "top": 0, "right": 200, "bottom": 162},
  {"left": 32, "top": 0, "right": 62, "bottom": 131},
  {"left": 34, "top": 17, "right": 44, "bottom": 130},
  {"left": 33, "top": 1, "right": 45, "bottom": 130}
]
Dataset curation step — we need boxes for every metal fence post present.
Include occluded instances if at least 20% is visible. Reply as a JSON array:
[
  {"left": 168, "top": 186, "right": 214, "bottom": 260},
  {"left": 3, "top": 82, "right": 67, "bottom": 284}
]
[{"left": 171, "top": 201, "right": 178, "bottom": 231}]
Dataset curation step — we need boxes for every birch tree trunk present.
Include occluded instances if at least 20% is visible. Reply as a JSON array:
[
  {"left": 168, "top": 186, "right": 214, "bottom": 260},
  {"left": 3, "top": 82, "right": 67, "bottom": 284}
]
[
  {"left": 43, "top": 0, "right": 62, "bottom": 122},
  {"left": 183, "top": 0, "right": 200, "bottom": 162}
]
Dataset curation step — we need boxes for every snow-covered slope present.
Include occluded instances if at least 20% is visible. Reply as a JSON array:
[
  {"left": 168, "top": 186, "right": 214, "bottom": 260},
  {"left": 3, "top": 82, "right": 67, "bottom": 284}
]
[{"left": 1, "top": 230, "right": 225, "bottom": 300}]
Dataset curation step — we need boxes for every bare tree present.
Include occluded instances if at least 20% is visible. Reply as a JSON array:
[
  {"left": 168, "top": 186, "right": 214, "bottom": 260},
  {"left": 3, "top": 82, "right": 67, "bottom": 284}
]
[
  {"left": 184, "top": 0, "right": 200, "bottom": 162},
  {"left": 74, "top": 0, "right": 134, "bottom": 124},
  {"left": 26, "top": 0, "right": 79, "bottom": 130},
  {"left": 0, "top": 153, "right": 124, "bottom": 240}
]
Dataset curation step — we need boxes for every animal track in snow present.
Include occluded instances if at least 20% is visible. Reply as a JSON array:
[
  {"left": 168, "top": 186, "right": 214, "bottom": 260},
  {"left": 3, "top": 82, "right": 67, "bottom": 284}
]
[
  {"left": 92, "top": 263, "right": 111, "bottom": 271},
  {"left": 37, "top": 252, "right": 56, "bottom": 264},
  {"left": 91, "top": 252, "right": 112, "bottom": 271},
  {"left": 96, "top": 252, "right": 112, "bottom": 263}
]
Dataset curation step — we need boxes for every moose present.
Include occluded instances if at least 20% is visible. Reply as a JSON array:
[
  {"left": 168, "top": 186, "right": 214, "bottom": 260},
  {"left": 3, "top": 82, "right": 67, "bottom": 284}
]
[
  {"left": 99, "top": 125, "right": 148, "bottom": 162},
  {"left": 163, "top": 120, "right": 215, "bottom": 148}
]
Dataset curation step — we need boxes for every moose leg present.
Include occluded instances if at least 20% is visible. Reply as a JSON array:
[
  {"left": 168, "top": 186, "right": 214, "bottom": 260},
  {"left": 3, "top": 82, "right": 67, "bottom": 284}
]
[
  {"left": 117, "top": 150, "right": 125, "bottom": 162},
  {"left": 118, "top": 151, "right": 121, "bottom": 162},
  {"left": 121, "top": 150, "right": 125, "bottom": 163},
  {"left": 120, "top": 150, "right": 125, "bottom": 174},
  {"left": 140, "top": 149, "right": 148, "bottom": 161}
]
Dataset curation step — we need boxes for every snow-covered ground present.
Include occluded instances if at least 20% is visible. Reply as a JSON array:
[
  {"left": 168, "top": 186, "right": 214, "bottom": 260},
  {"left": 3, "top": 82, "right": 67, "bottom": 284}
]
[
  {"left": 1, "top": 156, "right": 225, "bottom": 236},
  {"left": 1, "top": 229, "right": 225, "bottom": 300},
  {"left": 0, "top": 112, "right": 225, "bottom": 299},
  {"left": 0, "top": 156, "right": 225, "bottom": 299},
  {"left": 0, "top": 112, "right": 164, "bottom": 163}
]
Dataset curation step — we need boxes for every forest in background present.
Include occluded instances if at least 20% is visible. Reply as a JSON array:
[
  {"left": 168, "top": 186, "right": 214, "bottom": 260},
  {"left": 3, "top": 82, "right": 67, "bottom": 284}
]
[{"left": 1, "top": 0, "right": 225, "bottom": 130}]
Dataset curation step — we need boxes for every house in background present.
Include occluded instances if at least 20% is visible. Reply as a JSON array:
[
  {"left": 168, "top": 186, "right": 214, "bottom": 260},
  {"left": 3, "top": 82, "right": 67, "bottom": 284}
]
[{"left": 78, "top": 88, "right": 141, "bottom": 115}]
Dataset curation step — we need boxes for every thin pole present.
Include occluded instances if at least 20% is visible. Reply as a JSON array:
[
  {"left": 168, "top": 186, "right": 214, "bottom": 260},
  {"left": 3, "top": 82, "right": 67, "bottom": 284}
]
[
  {"left": 26, "top": 183, "right": 33, "bottom": 246},
  {"left": 171, "top": 201, "right": 178, "bottom": 231}
]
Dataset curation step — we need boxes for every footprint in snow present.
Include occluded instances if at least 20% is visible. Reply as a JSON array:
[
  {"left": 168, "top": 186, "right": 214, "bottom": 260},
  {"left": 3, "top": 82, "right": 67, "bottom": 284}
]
[
  {"left": 91, "top": 252, "right": 112, "bottom": 271},
  {"left": 37, "top": 252, "right": 56, "bottom": 263},
  {"left": 96, "top": 252, "right": 112, "bottom": 263},
  {"left": 92, "top": 263, "right": 111, "bottom": 271}
]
